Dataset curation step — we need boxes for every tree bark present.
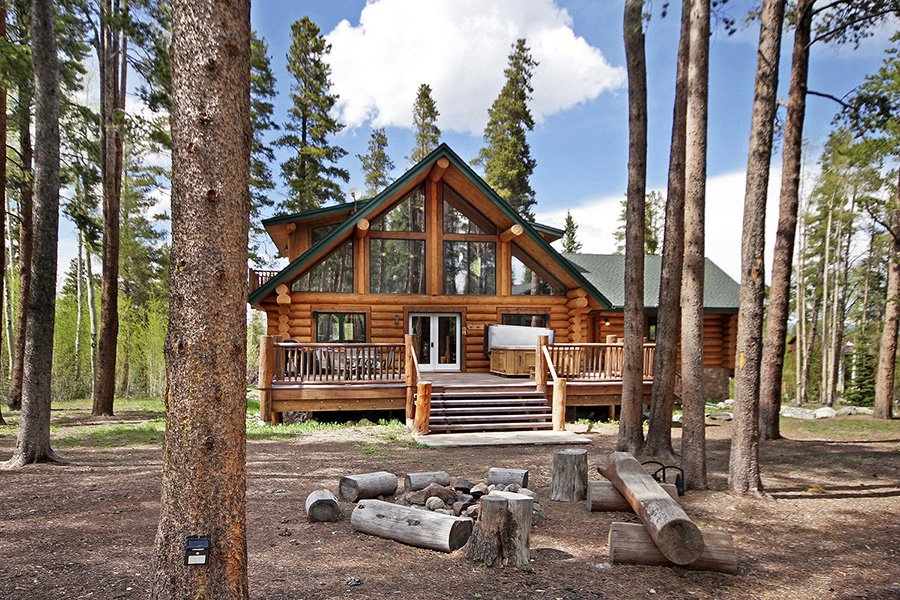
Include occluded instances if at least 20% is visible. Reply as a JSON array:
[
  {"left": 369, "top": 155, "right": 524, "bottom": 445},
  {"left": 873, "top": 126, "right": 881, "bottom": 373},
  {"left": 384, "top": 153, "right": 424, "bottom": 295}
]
[
  {"left": 0, "top": 0, "right": 6, "bottom": 426},
  {"left": 353, "top": 499, "right": 473, "bottom": 553},
  {"left": 150, "top": 0, "right": 251, "bottom": 596},
  {"left": 92, "top": 0, "right": 127, "bottom": 417},
  {"left": 75, "top": 229, "right": 83, "bottom": 383},
  {"left": 4, "top": 193, "right": 14, "bottom": 375},
  {"left": 874, "top": 200, "right": 899, "bottom": 419},
  {"left": 645, "top": 0, "right": 690, "bottom": 460},
  {"left": 608, "top": 522, "right": 737, "bottom": 574},
  {"left": 680, "top": 0, "right": 711, "bottom": 491},
  {"left": 85, "top": 241, "right": 97, "bottom": 383},
  {"left": 549, "top": 448, "right": 588, "bottom": 501},
  {"left": 8, "top": 79, "right": 32, "bottom": 411},
  {"left": 6, "top": 0, "right": 62, "bottom": 466},
  {"left": 729, "top": 0, "right": 786, "bottom": 496},
  {"left": 759, "top": 0, "right": 813, "bottom": 440},
  {"left": 618, "top": 0, "right": 648, "bottom": 454}
]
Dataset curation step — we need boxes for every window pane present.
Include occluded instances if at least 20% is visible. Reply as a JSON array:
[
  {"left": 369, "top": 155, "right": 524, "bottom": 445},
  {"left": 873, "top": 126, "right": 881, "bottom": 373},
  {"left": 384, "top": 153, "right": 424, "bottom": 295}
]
[
  {"left": 370, "top": 239, "right": 426, "bottom": 294},
  {"left": 371, "top": 186, "right": 425, "bottom": 232},
  {"left": 501, "top": 314, "right": 548, "bottom": 327},
  {"left": 443, "top": 185, "right": 491, "bottom": 234},
  {"left": 316, "top": 313, "right": 341, "bottom": 342},
  {"left": 444, "top": 241, "right": 496, "bottom": 295},
  {"left": 344, "top": 313, "right": 366, "bottom": 342},
  {"left": 292, "top": 239, "right": 354, "bottom": 293},
  {"left": 511, "top": 245, "right": 565, "bottom": 296},
  {"left": 315, "top": 312, "right": 367, "bottom": 342},
  {"left": 311, "top": 224, "right": 336, "bottom": 244}
]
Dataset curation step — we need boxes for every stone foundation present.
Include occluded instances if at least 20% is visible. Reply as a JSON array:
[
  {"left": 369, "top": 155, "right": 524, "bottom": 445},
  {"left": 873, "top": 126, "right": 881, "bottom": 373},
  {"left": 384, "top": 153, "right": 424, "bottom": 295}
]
[{"left": 704, "top": 367, "right": 732, "bottom": 402}]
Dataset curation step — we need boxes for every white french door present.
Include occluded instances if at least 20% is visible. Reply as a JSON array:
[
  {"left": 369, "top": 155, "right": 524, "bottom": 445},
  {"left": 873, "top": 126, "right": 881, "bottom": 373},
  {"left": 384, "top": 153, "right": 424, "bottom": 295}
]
[{"left": 408, "top": 313, "right": 461, "bottom": 372}]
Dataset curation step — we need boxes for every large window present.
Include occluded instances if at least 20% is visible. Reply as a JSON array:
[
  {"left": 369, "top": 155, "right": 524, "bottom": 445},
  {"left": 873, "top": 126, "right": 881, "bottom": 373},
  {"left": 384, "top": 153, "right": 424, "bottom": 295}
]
[
  {"left": 502, "top": 313, "right": 549, "bottom": 328},
  {"left": 444, "top": 241, "right": 496, "bottom": 295},
  {"left": 315, "top": 312, "right": 366, "bottom": 342},
  {"left": 371, "top": 186, "right": 425, "bottom": 232},
  {"left": 443, "top": 184, "right": 493, "bottom": 234},
  {"left": 370, "top": 239, "right": 426, "bottom": 294},
  {"left": 291, "top": 239, "right": 353, "bottom": 293},
  {"left": 511, "top": 244, "right": 565, "bottom": 296}
]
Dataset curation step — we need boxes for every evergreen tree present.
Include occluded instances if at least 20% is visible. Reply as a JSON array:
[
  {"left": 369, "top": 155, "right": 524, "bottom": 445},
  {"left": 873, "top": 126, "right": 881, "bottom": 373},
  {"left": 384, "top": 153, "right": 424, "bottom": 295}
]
[
  {"left": 562, "top": 211, "right": 582, "bottom": 253},
  {"left": 614, "top": 190, "right": 664, "bottom": 253},
  {"left": 473, "top": 39, "right": 538, "bottom": 221},
  {"left": 249, "top": 31, "right": 278, "bottom": 264},
  {"left": 358, "top": 128, "right": 394, "bottom": 198},
  {"left": 277, "top": 16, "right": 349, "bottom": 212},
  {"left": 408, "top": 83, "right": 440, "bottom": 163}
]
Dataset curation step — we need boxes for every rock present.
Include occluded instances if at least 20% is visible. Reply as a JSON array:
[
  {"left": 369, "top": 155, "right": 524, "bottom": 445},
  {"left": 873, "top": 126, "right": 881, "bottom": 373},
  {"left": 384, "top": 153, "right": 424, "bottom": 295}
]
[
  {"left": 517, "top": 488, "right": 537, "bottom": 500},
  {"left": 707, "top": 412, "right": 733, "bottom": 421},
  {"left": 672, "top": 413, "right": 683, "bottom": 423},
  {"left": 357, "top": 418, "right": 374, "bottom": 426},
  {"left": 457, "top": 494, "right": 474, "bottom": 504},
  {"left": 465, "top": 505, "right": 480, "bottom": 519},
  {"left": 395, "top": 494, "right": 412, "bottom": 506},
  {"left": 780, "top": 406, "right": 816, "bottom": 420},
  {"left": 425, "top": 496, "right": 446, "bottom": 511},
  {"left": 265, "top": 487, "right": 287, "bottom": 494},
  {"left": 408, "top": 482, "right": 457, "bottom": 506},
  {"left": 346, "top": 577, "right": 361, "bottom": 586},
  {"left": 723, "top": 399, "right": 735, "bottom": 406},
  {"left": 505, "top": 483, "right": 520, "bottom": 493},
  {"left": 814, "top": 407, "right": 837, "bottom": 419},
  {"left": 452, "top": 478, "right": 472, "bottom": 493},
  {"left": 451, "top": 501, "right": 467, "bottom": 515},
  {"left": 836, "top": 406, "right": 873, "bottom": 416},
  {"left": 716, "top": 402, "right": 727, "bottom": 409},
  {"left": 532, "top": 502, "right": 546, "bottom": 524},
  {"left": 470, "top": 483, "right": 489, "bottom": 498},
  {"left": 434, "top": 508, "right": 455, "bottom": 516}
]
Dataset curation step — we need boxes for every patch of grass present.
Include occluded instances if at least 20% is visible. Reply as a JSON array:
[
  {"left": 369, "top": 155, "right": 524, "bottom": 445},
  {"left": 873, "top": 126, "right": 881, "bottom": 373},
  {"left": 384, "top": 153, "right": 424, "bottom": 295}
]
[
  {"left": 56, "top": 419, "right": 167, "bottom": 447},
  {"left": 782, "top": 416, "right": 900, "bottom": 438},
  {"left": 245, "top": 418, "right": 346, "bottom": 440}
]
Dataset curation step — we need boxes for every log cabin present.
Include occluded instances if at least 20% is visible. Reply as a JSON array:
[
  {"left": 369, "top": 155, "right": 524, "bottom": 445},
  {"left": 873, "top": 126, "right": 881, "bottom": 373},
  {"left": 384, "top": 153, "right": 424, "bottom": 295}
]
[{"left": 249, "top": 144, "right": 739, "bottom": 433}]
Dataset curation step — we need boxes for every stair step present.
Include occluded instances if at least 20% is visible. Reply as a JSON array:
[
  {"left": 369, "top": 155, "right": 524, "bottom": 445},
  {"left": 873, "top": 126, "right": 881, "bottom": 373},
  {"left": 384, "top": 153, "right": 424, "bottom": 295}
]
[
  {"left": 429, "top": 422, "right": 554, "bottom": 432},
  {"left": 432, "top": 391, "right": 545, "bottom": 399},
  {"left": 430, "top": 405, "right": 551, "bottom": 415},
  {"left": 430, "top": 397, "right": 548, "bottom": 407},
  {"left": 430, "top": 413, "right": 551, "bottom": 424}
]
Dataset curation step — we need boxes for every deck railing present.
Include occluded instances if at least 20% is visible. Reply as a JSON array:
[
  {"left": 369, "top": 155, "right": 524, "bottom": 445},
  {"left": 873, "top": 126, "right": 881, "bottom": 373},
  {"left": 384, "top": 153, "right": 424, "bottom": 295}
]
[
  {"left": 544, "top": 343, "right": 655, "bottom": 381},
  {"left": 274, "top": 341, "right": 406, "bottom": 383},
  {"left": 249, "top": 268, "right": 280, "bottom": 292}
]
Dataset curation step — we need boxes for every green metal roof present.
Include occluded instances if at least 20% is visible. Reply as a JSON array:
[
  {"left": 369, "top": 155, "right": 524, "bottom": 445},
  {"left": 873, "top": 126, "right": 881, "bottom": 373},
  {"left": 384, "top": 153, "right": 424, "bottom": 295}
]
[
  {"left": 562, "top": 253, "right": 740, "bottom": 311},
  {"left": 262, "top": 199, "right": 377, "bottom": 228},
  {"left": 249, "top": 144, "right": 612, "bottom": 307}
]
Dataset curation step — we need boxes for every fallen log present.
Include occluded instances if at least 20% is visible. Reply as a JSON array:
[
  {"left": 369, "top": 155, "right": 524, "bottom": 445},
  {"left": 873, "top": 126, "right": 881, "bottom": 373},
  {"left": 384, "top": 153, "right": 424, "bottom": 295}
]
[
  {"left": 405, "top": 471, "right": 451, "bottom": 492},
  {"left": 598, "top": 452, "right": 704, "bottom": 565},
  {"left": 339, "top": 471, "right": 398, "bottom": 502},
  {"left": 350, "top": 499, "right": 473, "bottom": 553},
  {"left": 608, "top": 522, "right": 737, "bottom": 574},
  {"left": 304, "top": 489, "right": 341, "bottom": 523},
  {"left": 550, "top": 448, "right": 588, "bottom": 501},
  {"left": 587, "top": 481, "right": 678, "bottom": 512},
  {"left": 488, "top": 491, "right": 534, "bottom": 566},
  {"left": 487, "top": 467, "right": 528, "bottom": 488}
]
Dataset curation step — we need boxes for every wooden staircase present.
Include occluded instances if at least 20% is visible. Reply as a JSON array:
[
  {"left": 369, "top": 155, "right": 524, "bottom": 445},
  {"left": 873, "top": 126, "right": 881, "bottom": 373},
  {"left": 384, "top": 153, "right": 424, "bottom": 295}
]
[{"left": 425, "top": 383, "right": 552, "bottom": 433}]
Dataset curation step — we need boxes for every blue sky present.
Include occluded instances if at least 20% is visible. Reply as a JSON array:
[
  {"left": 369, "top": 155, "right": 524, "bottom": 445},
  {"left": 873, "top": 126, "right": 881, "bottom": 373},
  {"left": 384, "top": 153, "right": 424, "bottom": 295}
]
[{"left": 52, "top": 1, "right": 898, "bottom": 284}]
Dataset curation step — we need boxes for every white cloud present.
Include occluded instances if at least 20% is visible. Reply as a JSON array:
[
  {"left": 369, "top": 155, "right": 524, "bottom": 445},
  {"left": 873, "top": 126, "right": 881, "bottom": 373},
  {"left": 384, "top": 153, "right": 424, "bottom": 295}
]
[
  {"left": 325, "top": 0, "right": 625, "bottom": 134},
  {"left": 538, "top": 168, "right": 789, "bottom": 282}
]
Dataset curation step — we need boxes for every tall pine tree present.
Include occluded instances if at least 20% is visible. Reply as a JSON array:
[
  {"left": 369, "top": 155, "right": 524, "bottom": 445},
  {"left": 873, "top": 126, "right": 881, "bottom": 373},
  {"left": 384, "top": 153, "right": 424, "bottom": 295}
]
[
  {"left": 562, "top": 211, "right": 582, "bottom": 253},
  {"left": 249, "top": 31, "right": 278, "bottom": 263},
  {"left": 473, "top": 39, "right": 538, "bottom": 221},
  {"left": 408, "top": 83, "right": 440, "bottom": 164},
  {"left": 277, "top": 16, "right": 348, "bottom": 212},
  {"left": 358, "top": 128, "right": 394, "bottom": 198}
]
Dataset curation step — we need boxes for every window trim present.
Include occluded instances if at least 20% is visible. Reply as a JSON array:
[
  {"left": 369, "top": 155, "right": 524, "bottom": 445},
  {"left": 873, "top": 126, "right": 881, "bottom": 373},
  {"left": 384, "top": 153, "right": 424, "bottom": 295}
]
[{"left": 313, "top": 311, "right": 369, "bottom": 343}]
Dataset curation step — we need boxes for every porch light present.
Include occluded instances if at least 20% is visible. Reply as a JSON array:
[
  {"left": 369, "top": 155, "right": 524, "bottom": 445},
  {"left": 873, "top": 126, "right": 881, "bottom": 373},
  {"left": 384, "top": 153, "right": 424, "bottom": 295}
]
[
  {"left": 604, "top": 318, "right": 611, "bottom": 326},
  {"left": 185, "top": 535, "right": 210, "bottom": 566}
]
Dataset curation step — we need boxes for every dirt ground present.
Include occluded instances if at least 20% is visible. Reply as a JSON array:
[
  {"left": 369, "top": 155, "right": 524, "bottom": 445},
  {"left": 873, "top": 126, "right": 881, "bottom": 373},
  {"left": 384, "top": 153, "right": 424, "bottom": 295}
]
[{"left": 1, "top": 417, "right": 899, "bottom": 600}]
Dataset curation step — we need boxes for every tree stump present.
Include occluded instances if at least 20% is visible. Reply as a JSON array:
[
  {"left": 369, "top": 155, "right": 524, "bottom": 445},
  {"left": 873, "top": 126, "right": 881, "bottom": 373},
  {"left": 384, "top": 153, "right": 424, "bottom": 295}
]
[
  {"left": 405, "top": 471, "right": 451, "bottom": 492},
  {"left": 608, "top": 522, "right": 737, "bottom": 574},
  {"left": 304, "top": 489, "right": 341, "bottom": 523},
  {"left": 550, "top": 448, "right": 588, "bottom": 501},
  {"left": 489, "top": 491, "right": 534, "bottom": 566},
  {"left": 598, "top": 452, "right": 704, "bottom": 565},
  {"left": 487, "top": 467, "right": 528, "bottom": 488},
  {"left": 464, "top": 495, "right": 511, "bottom": 567},
  {"left": 587, "top": 480, "right": 678, "bottom": 512},
  {"left": 350, "top": 499, "right": 473, "bottom": 553},
  {"left": 339, "top": 471, "right": 398, "bottom": 502}
]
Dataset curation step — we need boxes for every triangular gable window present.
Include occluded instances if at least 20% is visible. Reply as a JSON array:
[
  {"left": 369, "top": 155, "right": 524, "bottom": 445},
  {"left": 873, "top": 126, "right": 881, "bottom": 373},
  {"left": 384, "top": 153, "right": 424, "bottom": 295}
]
[
  {"left": 443, "top": 184, "right": 493, "bottom": 234},
  {"left": 371, "top": 186, "right": 425, "bottom": 232},
  {"left": 511, "top": 243, "right": 565, "bottom": 296},
  {"left": 291, "top": 238, "right": 354, "bottom": 293}
]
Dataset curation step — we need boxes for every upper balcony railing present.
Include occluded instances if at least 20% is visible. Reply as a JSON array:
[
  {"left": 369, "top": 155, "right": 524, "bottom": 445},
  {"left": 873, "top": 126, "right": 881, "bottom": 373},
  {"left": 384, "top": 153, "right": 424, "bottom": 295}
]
[{"left": 249, "top": 268, "right": 280, "bottom": 293}]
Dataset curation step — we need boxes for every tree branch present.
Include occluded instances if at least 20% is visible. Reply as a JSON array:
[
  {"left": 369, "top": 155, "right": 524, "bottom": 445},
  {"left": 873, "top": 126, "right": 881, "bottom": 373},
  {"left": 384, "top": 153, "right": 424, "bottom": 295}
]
[
  {"left": 865, "top": 206, "right": 900, "bottom": 245},
  {"left": 806, "top": 89, "right": 852, "bottom": 109},
  {"left": 807, "top": 9, "right": 896, "bottom": 48}
]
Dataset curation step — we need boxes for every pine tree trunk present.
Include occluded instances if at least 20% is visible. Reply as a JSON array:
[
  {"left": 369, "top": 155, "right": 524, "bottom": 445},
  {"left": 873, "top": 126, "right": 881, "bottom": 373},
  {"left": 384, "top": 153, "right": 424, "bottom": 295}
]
[
  {"left": 150, "top": 0, "right": 251, "bottom": 595},
  {"left": 874, "top": 200, "right": 899, "bottom": 419},
  {"left": 644, "top": 0, "right": 690, "bottom": 460},
  {"left": 4, "top": 192, "right": 14, "bottom": 376},
  {"left": 8, "top": 83, "right": 32, "bottom": 412},
  {"left": 0, "top": 0, "right": 5, "bottom": 426},
  {"left": 680, "top": 0, "right": 711, "bottom": 491},
  {"left": 75, "top": 230, "right": 83, "bottom": 383},
  {"left": 820, "top": 206, "right": 832, "bottom": 405},
  {"left": 618, "top": 0, "right": 648, "bottom": 455},
  {"left": 92, "top": 0, "right": 126, "bottom": 417},
  {"left": 6, "top": 0, "right": 62, "bottom": 467},
  {"left": 729, "top": 0, "right": 786, "bottom": 496},
  {"left": 758, "top": 0, "right": 812, "bottom": 439},
  {"left": 800, "top": 268, "right": 823, "bottom": 405},
  {"left": 795, "top": 217, "right": 806, "bottom": 404},
  {"left": 85, "top": 243, "right": 97, "bottom": 385}
]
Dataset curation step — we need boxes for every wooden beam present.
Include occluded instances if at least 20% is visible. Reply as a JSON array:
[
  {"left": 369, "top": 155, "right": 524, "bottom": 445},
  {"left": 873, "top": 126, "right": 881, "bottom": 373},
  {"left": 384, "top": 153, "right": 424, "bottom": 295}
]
[
  {"left": 429, "top": 157, "right": 450, "bottom": 182},
  {"left": 566, "top": 287, "right": 587, "bottom": 299},
  {"left": 499, "top": 223, "right": 524, "bottom": 243},
  {"left": 258, "top": 336, "right": 276, "bottom": 424},
  {"left": 413, "top": 381, "right": 432, "bottom": 435},
  {"left": 355, "top": 218, "right": 370, "bottom": 238},
  {"left": 552, "top": 378, "right": 567, "bottom": 431}
]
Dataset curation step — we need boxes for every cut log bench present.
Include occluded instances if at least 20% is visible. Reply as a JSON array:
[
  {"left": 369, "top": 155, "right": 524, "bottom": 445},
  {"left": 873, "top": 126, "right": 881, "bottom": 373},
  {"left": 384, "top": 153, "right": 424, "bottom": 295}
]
[
  {"left": 608, "top": 523, "right": 738, "bottom": 574},
  {"left": 587, "top": 480, "right": 678, "bottom": 512},
  {"left": 405, "top": 471, "right": 450, "bottom": 492},
  {"left": 304, "top": 489, "right": 341, "bottom": 523},
  {"left": 598, "top": 452, "right": 705, "bottom": 565},
  {"left": 487, "top": 467, "right": 528, "bottom": 488},
  {"left": 550, "top": 448, "right": 588, "bottom": 501},
  {"left": 339, "top": 471, "right": 398, "bottom": 502},
  {"left": 350, "top": 499, "right": 473, "bottom": 553}
]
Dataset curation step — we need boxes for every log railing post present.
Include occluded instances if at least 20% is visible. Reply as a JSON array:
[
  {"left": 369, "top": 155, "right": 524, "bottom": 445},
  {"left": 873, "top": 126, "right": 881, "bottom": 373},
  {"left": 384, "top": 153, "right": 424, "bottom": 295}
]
[
  {"left": 404, "top": 334, "right": 417, "bottom": 426},
  {"left": 535, "top": 334, "right": 549, "bottom": 391},
  {"left": 413, "top": 381, "right": 432, "bottom": 435},
  {"left": 552, "top": 378, "right": 567, "bottom": 431},
  {"left": 258, "top": 335, "right": 275, "bottom": 424}
]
